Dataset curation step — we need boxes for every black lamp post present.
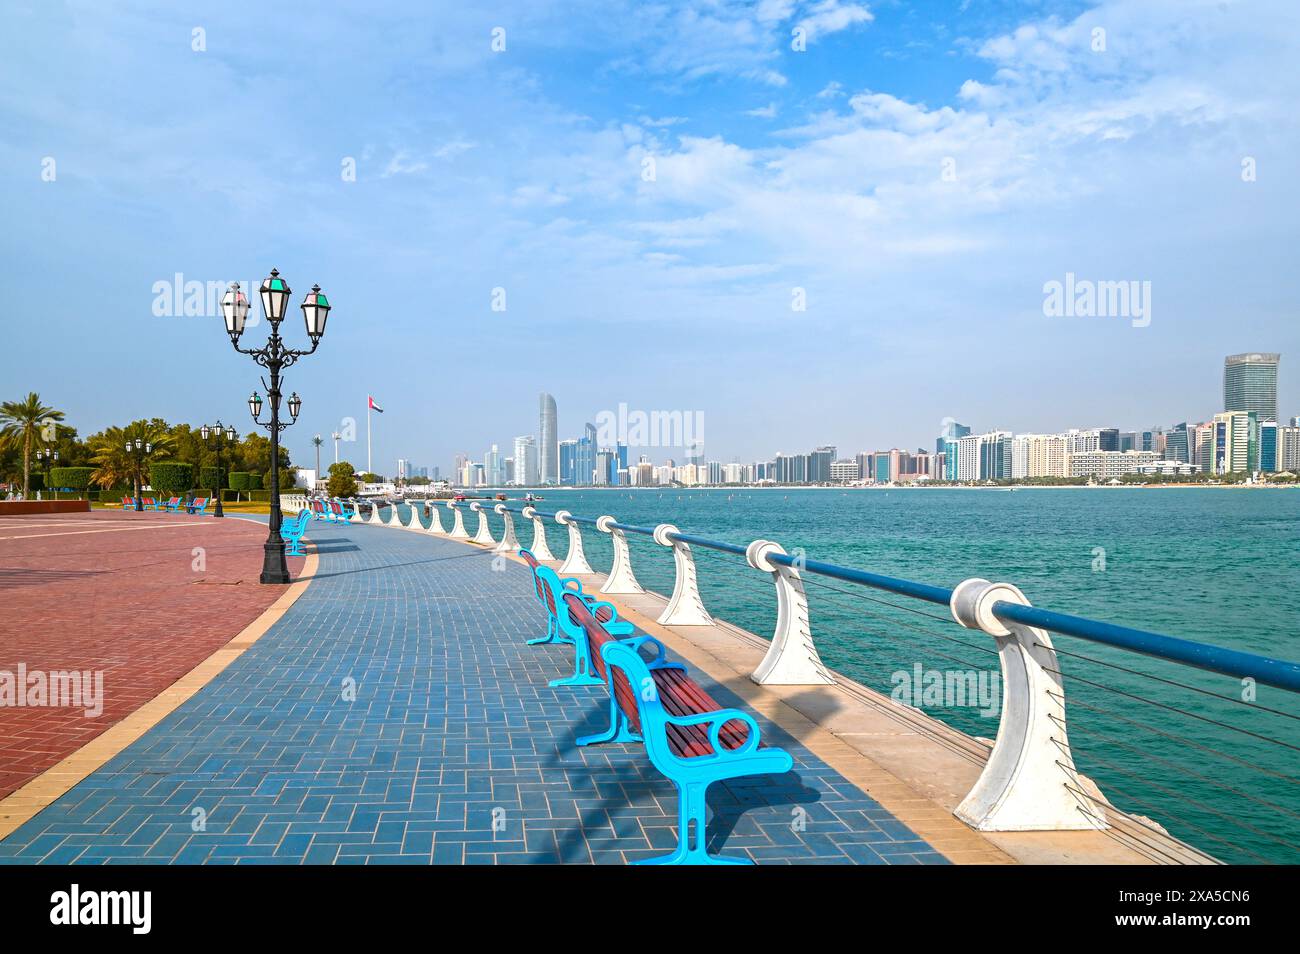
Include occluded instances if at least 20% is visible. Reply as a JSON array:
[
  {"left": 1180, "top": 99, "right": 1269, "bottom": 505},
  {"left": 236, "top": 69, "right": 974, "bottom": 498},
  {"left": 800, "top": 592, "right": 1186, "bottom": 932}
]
[
  {"left": 200, "top": 421, "right": 237, "bottom": 518},
  {"left": 39, "top": 448, "right": 58, "bottom": 497},
  {"left": 126, "top": 438, "right": 152, "bottom": 511},
  {"left": 223, "top": 270, "right": 330, "bottom": 584}
]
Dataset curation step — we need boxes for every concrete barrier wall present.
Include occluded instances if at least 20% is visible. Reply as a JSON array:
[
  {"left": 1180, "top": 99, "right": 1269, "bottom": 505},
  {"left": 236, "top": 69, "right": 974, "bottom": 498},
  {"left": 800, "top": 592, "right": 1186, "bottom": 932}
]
[{"left": 0, "top": 500, "right": 92, "bottom": 515}]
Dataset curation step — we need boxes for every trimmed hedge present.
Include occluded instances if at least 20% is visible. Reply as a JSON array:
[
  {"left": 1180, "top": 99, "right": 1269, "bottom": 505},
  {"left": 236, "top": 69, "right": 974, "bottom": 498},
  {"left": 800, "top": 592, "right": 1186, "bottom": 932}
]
[
  {"left": 50, "top": 466, "right": 95, "bottom": 491},
  {"left": 228, "top": 472, "right": 251, "bottom": 492},
  {"left": 200, "top": 466, "right": 225, "bottom": 490},
  {"left": 248, "top": 473, "right": 264, "bottom": 491},
  {"left": 149, "top": 462, "right": 193, "bottom": 497}
]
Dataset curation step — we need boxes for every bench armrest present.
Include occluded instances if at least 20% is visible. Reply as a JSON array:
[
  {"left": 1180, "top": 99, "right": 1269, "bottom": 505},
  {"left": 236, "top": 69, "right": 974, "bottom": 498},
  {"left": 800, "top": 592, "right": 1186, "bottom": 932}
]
[
  {"left": 618, "top": 635, "right": 677, "bottom": 670},
  {"left": 662, "top": 709, "right": 761, "bottom": 756}
]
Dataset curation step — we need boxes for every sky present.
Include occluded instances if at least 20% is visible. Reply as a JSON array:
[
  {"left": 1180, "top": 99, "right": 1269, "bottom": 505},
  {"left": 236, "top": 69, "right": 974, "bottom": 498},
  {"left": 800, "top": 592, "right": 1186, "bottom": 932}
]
[{"left": 2, "top": 0, "right": 1298, "bottom": 475}]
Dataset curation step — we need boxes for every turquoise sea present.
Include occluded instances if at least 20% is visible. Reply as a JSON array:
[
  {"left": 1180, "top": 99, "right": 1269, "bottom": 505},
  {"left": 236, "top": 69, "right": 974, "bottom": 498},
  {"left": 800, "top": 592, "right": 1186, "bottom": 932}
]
[{"left": 460, "top": 486, "right": 1300, "bottom": 864}]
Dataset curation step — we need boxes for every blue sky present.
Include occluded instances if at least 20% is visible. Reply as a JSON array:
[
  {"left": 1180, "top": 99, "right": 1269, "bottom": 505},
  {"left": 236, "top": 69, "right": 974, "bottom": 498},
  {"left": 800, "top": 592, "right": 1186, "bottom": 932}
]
[{"left": 2, "top": 0, "right": 1297, "bottom": 475}]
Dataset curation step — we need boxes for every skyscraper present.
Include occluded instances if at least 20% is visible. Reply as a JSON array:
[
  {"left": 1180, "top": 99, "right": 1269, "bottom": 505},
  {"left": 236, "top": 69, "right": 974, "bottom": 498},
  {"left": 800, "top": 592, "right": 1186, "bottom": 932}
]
[
  {"left": 513, "top": 435, "right": 539, "bottom": 486},
  {"left": 1224, "top": 353, "right": 1280, "bottom": 421},
  {"left": 538, "top": 393, "right": 558, "bottom": 485}
]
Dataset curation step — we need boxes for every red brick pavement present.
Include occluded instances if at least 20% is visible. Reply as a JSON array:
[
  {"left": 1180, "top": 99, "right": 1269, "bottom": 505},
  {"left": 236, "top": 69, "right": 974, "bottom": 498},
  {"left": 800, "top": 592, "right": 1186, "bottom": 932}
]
[{"left": 0, "top": 511, "right": 304, "bottom": 798}]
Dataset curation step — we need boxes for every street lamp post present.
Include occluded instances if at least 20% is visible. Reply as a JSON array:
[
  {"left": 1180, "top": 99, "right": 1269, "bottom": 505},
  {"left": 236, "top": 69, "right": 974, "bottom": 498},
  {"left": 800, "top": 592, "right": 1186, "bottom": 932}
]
[
  {"left": 39, "top": 448, "right": 58, "bottom": 498},
  {"left": 222, "top": 270, "right": 331, "bottom": 584},
  {"left": 126, "top": 438, "right": 152, "bottom": 511},
  {"left": 200, "top": 421, "right": 237, "bottom": 518}
]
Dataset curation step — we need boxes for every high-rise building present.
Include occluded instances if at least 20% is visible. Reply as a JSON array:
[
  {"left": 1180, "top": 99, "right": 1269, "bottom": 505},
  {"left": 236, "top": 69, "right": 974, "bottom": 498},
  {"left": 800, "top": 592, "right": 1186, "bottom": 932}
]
[
  {"left": 538, "top": 393, "right": 559, "bottom": 485},
  {"left": 1164, "top": 423, "right": 1193, "bottom": 464},
  {"left": 559, "top": 439, "right": 578, "bottom": 485},
  {"left": 574, "top": 423, "right": 597, "bottom": 485},
  {"left": 1224, "top": 353, "right": 1279, "bottom": 422},
  {"left": 1210, "top": 411, "right": 1260, "bottom": 474},
  {"left": 484, "top": 444, "right": 503, "bottom": 486},
  {"left": 513, "top": 435, "right": 539, "bottom": 486},
  {"left": 809, "top": 446, "right": 835, "bottom": 483},
  {"left": 1260, "top": 421, "right": 1279, "bottom": 472}
]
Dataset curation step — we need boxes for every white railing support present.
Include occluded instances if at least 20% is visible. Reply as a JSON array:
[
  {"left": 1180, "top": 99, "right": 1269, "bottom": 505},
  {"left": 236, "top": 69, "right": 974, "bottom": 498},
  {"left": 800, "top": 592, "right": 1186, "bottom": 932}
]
[
  {"left": 470, "top": 502, "right": 496, "bottom": 545},
  {"left": 746, "top": 540, "right": 833, "bottom": 685},
  {"left": 654, "top": 524, "right": 713, "bottom": 626},
  {"left": 447, "top": 501, "right": 470, "bottom": 540},
  {"left": 555, "top": 511, "right": 594, "bottom": 575},
  {"left": 346, "top": 498, "right": 361, "bottom": 523},
  {"left": 521, "top": 506, "right": 556, "bottom": 561},
  {"left": 367, "top": 500, "right": 385, "bottom": 526},
  {"left": 597, "top": 515, "right": 644, "bottom": 594},
  {"left": 494, "top": 504, "right": 519, "bottom": 554},
  {"left": 386, "top": 502, "right": 404, "bottom": 528},
  {"left": 949, "top": 578, "right": 1105, "bottom": 832},
  {"left": 424, "top": 502, "right": 446, "bottom": 534},
  {"left": 404, "top": 501, "right": 424, "bottom": 531}
]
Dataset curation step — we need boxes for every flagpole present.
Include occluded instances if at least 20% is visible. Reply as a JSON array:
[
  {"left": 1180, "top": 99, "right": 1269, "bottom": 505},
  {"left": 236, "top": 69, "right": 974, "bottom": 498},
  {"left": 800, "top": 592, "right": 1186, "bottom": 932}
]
[{"left": 367, "top": 400, "right": 372, "bottom": 475}]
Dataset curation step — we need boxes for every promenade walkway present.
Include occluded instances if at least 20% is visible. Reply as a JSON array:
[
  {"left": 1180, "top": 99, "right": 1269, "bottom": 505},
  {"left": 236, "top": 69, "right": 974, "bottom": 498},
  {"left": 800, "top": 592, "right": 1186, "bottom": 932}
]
[
  {"left": 0, "top": 517, "right": 945, "bottom": 865},
  {"left": 0, "top": 511, "right": 302, "bottom": 799}
]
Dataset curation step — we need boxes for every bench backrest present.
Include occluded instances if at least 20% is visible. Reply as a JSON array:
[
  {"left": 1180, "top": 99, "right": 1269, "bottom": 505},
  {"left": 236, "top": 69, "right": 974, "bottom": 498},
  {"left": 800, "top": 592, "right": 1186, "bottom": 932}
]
[
  {"left": 192, "top": 497, "right": 207, "bottom": 507},
  {"left": 564, "top": 592, "right": 643, "bottom": 734},
  {"left": 519, "top": 550, "right": 545, "bottom": 603}
]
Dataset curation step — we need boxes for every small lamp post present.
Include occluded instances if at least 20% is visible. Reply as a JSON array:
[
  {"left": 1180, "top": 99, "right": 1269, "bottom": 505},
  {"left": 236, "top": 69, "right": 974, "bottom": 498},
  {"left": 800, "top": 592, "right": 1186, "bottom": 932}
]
[
  {"left": 223, "top": 270, "right": 331, "bottom": 584},
  {"left": 126, "top": 438, "right": 153, "bottom": 511},
  {"left": 200, "top": 421, "right": 237, "bottom": 518}
]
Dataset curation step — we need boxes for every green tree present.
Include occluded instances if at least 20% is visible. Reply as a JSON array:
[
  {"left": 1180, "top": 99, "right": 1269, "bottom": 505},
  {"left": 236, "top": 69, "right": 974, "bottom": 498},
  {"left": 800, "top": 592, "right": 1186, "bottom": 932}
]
[
  {"left": 0, "top": 393, "right": 65, "bottom": 496},
  {"left": 89, "top": 421, "right": 175, "bottom": 501},
  {"left": 228, "top": 471, "right": 251, "bottom": 501},
  {"left": 327, "top": 461, "right": 359, "bottom": 498}
]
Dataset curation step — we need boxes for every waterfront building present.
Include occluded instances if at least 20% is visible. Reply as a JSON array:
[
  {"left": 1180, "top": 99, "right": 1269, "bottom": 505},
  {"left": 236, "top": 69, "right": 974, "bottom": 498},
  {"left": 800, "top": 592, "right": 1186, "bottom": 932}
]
[
  {"left": 1164, "top": 423, "right": 1193, "bottom": 464},
  {"left": 1133, "top": 460, "right": 1197, "bottom": 476},
  {"left": 955, "top": 434, "right": 980, "bottom": 481},
  {"left": 936, "top": 420, "right": 970, "bottom": 455},
  {"left": 1260, "top": 421, "right": 1279, "bottom": 472},
  {"left": 397, "top": 458, "right": 409, "bottom": 482},
  {"left": 830, "top": 459, "right": 857, "bottom": 483},
  {"left": 1210, "top": 411, "right": 1259, "bottom": 474},
  {"left": 977, "top": 431, "right": 1013, "bottom": 480},
  {"left": 484, "top": 444, "right": 503, "bottom": 486},
  {"left": 724, "top": 462, "right": 744, "bottom": 484},
  {"left": 594, "top": 448, "right": 614, "bottom": 485},
  {"left": 539, "top": 393, "right": 558, "bottom": 485},
  {"left": 1118, "top": 431, "right": 1137, "bottom": 452},
  {"left": 1098, "top": 428, "right": 1120, "bottom": 452},
  {"left": 1067, "top": 450, "right": 1158, "bottom": 478},
  {"left": 1223, "top": 353, "right": 1280, "bottom": 422},
  {"left": 559, "top": 438, "right": 578, "bottom": 485},
  {"left": 1279, "top": 425, "right": 1300, "bottom": 470},
  {"left": 1011, "top": 434, "right": 1067, "bottom": 479},
  {"left": 809, "top": 446, "right": 836, "bottom": 483},
  {"left": 574, "top": 423, "right": 597, "bottom": 485},
  {"left": 513, "top": 435, "right": 539, "bottom": 486}
]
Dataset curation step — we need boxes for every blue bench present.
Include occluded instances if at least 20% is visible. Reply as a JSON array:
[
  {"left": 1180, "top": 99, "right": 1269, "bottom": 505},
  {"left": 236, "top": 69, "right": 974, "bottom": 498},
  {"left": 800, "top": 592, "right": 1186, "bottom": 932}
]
[
  {"left": 520, "top": 550, "right": 641, "bottom": 687},
  {"left": 186, "top": 497, "right": 210, "bottom": 515},
  {"left": 339, "top": 499, "right": 357, "bottom": 521},
  {"left": 563, "top": 592, "right": 793, "bottom": 865},
  {"left": 281, "top": 509, "right": 311, "bottom": 555}
]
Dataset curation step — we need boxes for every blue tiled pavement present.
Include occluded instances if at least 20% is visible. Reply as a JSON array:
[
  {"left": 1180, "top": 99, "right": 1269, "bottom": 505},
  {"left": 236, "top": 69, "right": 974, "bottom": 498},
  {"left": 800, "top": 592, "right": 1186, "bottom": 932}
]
[{"left": 0, "top": 517, "right": 946, "bottom": 864}]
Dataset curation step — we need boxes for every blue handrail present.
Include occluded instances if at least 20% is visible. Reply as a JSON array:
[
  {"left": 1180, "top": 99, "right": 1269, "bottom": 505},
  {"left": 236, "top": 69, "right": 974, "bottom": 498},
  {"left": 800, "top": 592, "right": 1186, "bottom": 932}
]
[
  {"left": 546, "top": 510, "right": 1300, "bottom": 695},
  {"left": 992, "top": 601, "right": 1300, "bottom": 693}
]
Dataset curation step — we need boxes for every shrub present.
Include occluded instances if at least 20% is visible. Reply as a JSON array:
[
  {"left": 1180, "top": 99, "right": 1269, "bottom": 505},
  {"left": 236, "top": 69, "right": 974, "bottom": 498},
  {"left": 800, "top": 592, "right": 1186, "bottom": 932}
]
[
  {"left": 247, "top": 473, "right": 264, "bottom": 490},
  {"left": 149, "top": 462, "right": 193, "bottom": 497},
  {"left": 28, "top": 473, "right": 45, "bottom": 492},
  {"left": 50, "top": 466, "right": 95, "bottom": 492},
  {"left": 200, "top": 466, "right": 225, "bottom": 490},
  {"left": 327, "top": 461, "right": 359, "bottom": 498},
  {"left": 228, "top": 472, "right": 251, "bottom": 492}
]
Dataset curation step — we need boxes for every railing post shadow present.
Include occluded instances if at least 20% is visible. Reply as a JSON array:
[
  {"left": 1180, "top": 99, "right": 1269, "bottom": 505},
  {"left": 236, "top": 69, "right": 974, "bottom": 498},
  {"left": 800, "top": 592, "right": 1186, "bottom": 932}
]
[
  {"left": 494, "top": 504, "right": 519, "bottom": 553},
  {"left": 555, "top": 511, "right": 594, "bottom": 575},
  {"left": 522, "top": 506, "right": 556, "bottom": 561},
  {"left": 597, "top": 515, "right": 643, "bottom": 593},
  {"left": 746, "top": 540, "right": 833, "bottom": 685},
  {"left": 447, "top": 501, "right": 470, "bottom": 539},
  {"left": 654, "top": 524, "right": 713, "bottom": 626},
  {"left": 949, "top": 578, "right": 1107, "bottom": 832},
  {"left": 469, "top": 502, "right": 496, "bottom": 545}
]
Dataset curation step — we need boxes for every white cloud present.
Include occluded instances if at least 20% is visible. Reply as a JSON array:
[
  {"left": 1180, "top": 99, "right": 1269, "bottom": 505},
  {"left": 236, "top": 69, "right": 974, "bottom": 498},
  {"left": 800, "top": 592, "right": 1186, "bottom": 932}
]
[{"left": 745, "top": 102, "right": 779, "bottom": 118}]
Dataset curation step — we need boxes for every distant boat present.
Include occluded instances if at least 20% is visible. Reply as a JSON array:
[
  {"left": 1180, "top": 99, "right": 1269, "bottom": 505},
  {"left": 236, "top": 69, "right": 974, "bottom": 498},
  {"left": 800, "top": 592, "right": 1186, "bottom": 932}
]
[{"left": 523, "top": 492, "right": 543, "bottom": 502}]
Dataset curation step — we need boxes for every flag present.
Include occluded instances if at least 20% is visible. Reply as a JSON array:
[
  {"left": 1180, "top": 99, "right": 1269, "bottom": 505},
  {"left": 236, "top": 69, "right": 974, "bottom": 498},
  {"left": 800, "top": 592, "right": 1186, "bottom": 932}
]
[{"left": 368, "top": 395, "right": 384, "bottom": 414}]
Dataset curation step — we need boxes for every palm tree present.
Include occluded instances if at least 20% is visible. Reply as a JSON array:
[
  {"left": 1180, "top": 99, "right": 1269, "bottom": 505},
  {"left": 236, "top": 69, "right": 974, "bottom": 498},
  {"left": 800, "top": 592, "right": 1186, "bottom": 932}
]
[
  {"left": 0, "top": 393, "right": 65, "bottom": 497},
  {"left": 90, "top": 421, "right": 175, "bottom": 501}
]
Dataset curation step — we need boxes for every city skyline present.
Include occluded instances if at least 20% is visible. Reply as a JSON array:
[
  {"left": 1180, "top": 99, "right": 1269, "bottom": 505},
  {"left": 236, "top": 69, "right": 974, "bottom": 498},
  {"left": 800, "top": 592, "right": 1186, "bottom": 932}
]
[{"left": 4, "top": 2, "right": 1299, "bottom": 475}]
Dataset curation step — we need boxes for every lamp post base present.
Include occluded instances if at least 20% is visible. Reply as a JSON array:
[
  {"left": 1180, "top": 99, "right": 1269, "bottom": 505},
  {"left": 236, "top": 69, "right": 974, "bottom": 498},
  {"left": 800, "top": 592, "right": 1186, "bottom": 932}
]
[{"left": 259, "top": 540, "right": 291, "bottom": 584}]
